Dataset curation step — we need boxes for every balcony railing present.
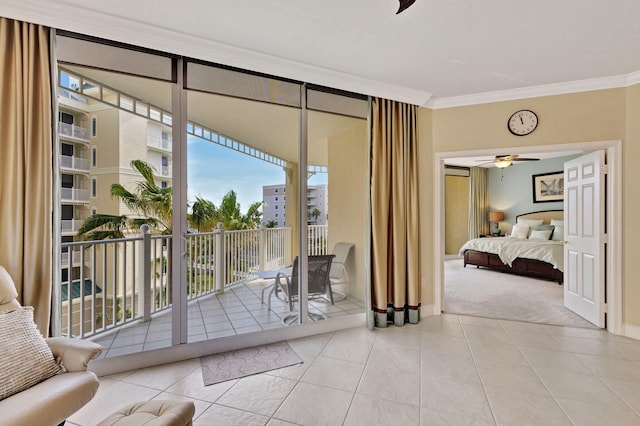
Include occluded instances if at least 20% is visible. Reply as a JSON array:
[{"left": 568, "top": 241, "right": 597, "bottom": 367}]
[
  {"left": 59, "top": 121, "right": 89, "bottom": 141},
  {"left": 61, "top": 219, "right": 84, "bottom": 233},
  {"left": 60, "top": 155, "right": 89, "bottom": 172},
  {"left": 147, "top": 135, "right": 172, "bottom": 151},
  {"left": 55, "top": 225, "right": 322, "bottom": 338},
  {"left": 61, "top": 187, "right": 89, "bottom": 203}
]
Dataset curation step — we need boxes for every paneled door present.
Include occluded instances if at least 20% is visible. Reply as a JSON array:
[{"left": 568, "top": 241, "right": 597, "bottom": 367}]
[{"left": 564, "top": 150, "right": 605, "bottom": 327}]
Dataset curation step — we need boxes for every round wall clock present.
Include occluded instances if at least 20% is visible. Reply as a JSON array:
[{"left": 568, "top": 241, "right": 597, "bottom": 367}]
[{"left": 508, "top": 109, "right": 538, "bottom": 136}]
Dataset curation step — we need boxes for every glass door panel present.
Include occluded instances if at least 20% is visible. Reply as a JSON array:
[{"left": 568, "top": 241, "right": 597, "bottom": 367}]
[
  {"left": 56, "top": 64, "right": 174, "bottom": 356},
  {"left": 186, "top": 90, "right": 300, "bottom": 341}
]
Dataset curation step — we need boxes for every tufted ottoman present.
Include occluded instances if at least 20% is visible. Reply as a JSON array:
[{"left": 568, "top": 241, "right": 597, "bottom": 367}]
[{"left": 97, "top": 400, "right": 195, "bottom": 426}]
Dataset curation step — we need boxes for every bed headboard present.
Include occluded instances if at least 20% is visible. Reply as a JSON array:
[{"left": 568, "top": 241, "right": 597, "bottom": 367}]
[{"left": 516, "top": 209, "right": 563, "bottom": 225}]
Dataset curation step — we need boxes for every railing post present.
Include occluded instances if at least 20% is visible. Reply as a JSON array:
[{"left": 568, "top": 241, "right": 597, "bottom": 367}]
[
  {"left": 215, "top": 222, "right": 225, "bottom": 293},
  {"left": 138, "top": 224, "right": 151, "bottom": 322},
  {"left": 259, "top": 224, "right": 267, "bottom": 272}
]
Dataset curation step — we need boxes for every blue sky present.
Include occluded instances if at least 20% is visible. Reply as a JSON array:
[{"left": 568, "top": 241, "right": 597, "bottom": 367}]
[{"left": 187, "top": 136, "right": 327, "bottom": 214}]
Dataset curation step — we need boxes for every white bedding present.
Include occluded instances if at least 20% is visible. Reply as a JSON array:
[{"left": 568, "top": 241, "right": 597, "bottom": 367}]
[{"left": 459, "top": 237, "right": 564, "bottom": 272}]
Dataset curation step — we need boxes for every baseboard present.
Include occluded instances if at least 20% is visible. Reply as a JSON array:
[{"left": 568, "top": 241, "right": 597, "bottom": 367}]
[
  {"left": 420, "top": 304, "right": 438, "bottom": 316},
  {"left": 622, "top": 323, "right": 640, "bottom": 341}
]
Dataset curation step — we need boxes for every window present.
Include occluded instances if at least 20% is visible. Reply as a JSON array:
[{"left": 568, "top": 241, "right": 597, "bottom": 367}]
[
  {"left": 59, "top": 112, "right": 73, "bottom": 124},
  {"left": 91, "top": 147, "right": 97, "bottom": 167},
  {"left": 61, "top": 174, "right": 73, "bottom": 188},
  {"left": 61, "top": 143, "right": 73, "bottom": 156},
  {"left": 161, "top": 181, "right": 168, "bottom": 188},
  {"left": 161, "top": 156, "right": 168, "bottom": 166},
  {"left": 275, "top": 213, "right": 278, "bottom": 217},
  {"left": 91, "top": 116, "right": 97, "bottom": 137},
  {"left": 275, "top": 188, "right": 278, "bottom": 193},
  {"left": 91, "top": 208, "right": 97, "bottom": 215},
  {"left": 275, "top": 197, "right": 278, "bottom": 201},
  {"left": 275, "top": 205, "right": 278, "bottom": 209},
  {"left": 91, "top": 178, "right": 97, "bottom": 198},
  {"left": 61, "top": 205, "right": 74, "bottom": 220}
]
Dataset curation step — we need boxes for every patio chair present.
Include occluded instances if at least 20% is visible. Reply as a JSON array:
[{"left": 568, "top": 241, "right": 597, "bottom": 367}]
[
  {"left": 328, "top": 242, "right": 354, "bottom": 302},
  {"left": 274, "top": 254, "right": 335, "bottom": 325}
]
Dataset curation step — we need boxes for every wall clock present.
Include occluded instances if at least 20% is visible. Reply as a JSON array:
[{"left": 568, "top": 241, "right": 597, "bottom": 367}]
[{"left": 508, "top": 109, "right": 538, "bottom": 136}]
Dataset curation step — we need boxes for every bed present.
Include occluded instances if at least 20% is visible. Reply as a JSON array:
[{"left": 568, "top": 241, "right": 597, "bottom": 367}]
[{"left": 459, "top": 210, "right": 564, "bottom": 284}]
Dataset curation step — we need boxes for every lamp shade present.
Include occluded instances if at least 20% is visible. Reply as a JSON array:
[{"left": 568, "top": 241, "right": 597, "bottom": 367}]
[{"left": 488, "top": 212, "right": 505, "bottom": 222}]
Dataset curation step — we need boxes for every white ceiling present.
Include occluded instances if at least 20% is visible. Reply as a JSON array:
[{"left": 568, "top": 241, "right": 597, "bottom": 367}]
[{"left": 2, "top": 0, "right": 640, "bottom": 106}]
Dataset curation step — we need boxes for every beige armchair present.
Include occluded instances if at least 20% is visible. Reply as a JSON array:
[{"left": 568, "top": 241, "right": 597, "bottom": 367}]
[{"left": 0, "top": 266, "right": 102, "bottom": 426}]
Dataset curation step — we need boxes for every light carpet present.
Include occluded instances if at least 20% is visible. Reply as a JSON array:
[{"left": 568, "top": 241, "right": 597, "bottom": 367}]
[
  {"left": 445, "top": 258, "right": 595, "bottom": 328},
  {"left": 200, "top": 341, "right": 303, "bottom": 386}
]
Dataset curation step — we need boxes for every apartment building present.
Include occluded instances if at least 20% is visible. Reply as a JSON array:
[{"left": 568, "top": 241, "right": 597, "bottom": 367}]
[{"left": 263, "top": 183, "right": 327, "bottom": 227}]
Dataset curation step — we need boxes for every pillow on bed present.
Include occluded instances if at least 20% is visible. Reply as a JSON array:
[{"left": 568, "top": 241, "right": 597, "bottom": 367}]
[
  {"left": 535, "top": 224, "right": 555, "bottom": 232},
  {"left": 552, "top": 225, "right": 564, "bottom": 241},
  {"left": 529, "top": 230, "right": 553, "bottom": 240},
  {"left": 550, "top": 219, "right": 563, "bottom": 227},
  {"left": 517, "top": 218, "right": 544, "bottom": 227},
  {"left": 510, "top": 224, "right": 530, "bottom": 239}
]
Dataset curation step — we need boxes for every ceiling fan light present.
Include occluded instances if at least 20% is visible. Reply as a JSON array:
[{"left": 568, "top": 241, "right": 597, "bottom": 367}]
[{"left": 494, "top": 160, "right": 512, "bottom": 169}]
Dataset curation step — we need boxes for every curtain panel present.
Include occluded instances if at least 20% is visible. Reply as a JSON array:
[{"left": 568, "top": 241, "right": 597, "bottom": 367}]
[
  {"left": 370, "top": 98, "right": 421, "bottom": 327},
  {"left": 0, "top": 18, "right": 53, "bottom": 334},
  {"left": 468, "top": 167, "right": 489, "bottom": 239}
]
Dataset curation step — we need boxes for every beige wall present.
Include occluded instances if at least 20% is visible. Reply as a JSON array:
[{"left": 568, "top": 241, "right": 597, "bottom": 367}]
[
  {"left": 444, "top": 175, "right": 469, "bottom": 254},
  {"left": 328, "top": 122, "right": 368, "bottom": 302},
  {"left": 418, "top": 86, "right": 640, "bottom": 326}
]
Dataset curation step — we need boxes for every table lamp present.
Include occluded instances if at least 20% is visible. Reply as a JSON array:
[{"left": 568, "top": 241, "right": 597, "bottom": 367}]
[{"left": 488, "top": 211, "right": 505, "bottom": 236}]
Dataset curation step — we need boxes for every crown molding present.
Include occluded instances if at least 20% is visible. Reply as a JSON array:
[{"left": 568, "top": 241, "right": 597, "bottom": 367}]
[
  {"left": 0, "top": 0, "right": 432, "bottom": 106},
  {"left": 426, "top": 73, "right": 639, "bottom": 109}
]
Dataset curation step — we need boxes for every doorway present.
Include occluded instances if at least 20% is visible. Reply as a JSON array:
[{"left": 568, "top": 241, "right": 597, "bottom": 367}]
[{"left": 434, "top": 140, "right": 622, "bottom": 333}]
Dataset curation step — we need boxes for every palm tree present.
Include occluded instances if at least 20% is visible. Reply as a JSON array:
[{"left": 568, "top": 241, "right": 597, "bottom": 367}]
[
  {"left": 77, "top": 160, "right": 172, "bottom": 239},
  {"left": 188, "top": 191, "right": 263, "bottom": 232}
]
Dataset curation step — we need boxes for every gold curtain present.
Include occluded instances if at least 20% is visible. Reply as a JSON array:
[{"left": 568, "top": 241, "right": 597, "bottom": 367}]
[
  {"left": 370, "top": 98, "right": 421, "bottom": 327},
  {"left": 0, "top": 18, "right": 53, "bottom": 334},
  {"left": 468, "top": 167, "right": 489, "bottom": 239}
]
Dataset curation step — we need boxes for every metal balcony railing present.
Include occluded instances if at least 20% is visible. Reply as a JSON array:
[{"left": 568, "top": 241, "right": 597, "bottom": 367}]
[
  {"left": 59, "top": 121, "right": 89, "bottom": 141},
  {"left": 60, "top": 155, "right": 89, "bottom": 172},
  {"left": 61, "top": 219, "right": 84, "bottom": 233},
  {"left": 60, "top": 187, "right": 89, "bottom": 203},
  {"left": 54, "top": 225, "right": 326, "bottom": 339}
]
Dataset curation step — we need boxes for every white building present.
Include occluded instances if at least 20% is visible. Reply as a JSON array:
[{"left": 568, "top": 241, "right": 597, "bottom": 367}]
[{"left": 262, "top": 183, "right": 327, "bottom": 227}]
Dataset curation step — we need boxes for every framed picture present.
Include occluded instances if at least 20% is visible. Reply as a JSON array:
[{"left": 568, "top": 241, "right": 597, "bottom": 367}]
[{"left": 532, "top": 171, "right": 564, "bottom": 203}]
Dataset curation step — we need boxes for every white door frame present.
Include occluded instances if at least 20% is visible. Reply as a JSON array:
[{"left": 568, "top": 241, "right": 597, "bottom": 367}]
[{"left": 433, "top": 140, "right": 622, "bottom": 334}]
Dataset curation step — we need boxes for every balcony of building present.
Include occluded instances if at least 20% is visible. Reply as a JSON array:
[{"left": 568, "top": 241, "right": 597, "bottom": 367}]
[
  {"left": 61, "top": 187, "right": 90, "bottom": 204},
  {"left": 55, "top": 224, "right": 362, "bottom": 358},
  {"left": 59, "top": 121, "right": 90, "bottom": 143},
  {"left": 147, "top": 135, "right": 172, "bottom": 153},
  {"left": 61, "top": 219, "right": 85, "bottom": 234},
  {"left": 59, "top": 154, "right": 90, "bottom": 174}
]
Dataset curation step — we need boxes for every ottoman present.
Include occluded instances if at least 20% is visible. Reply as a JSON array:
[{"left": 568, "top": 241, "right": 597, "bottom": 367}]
[{"left": 97, "top": 400, "right": 195, "bottom": 426}]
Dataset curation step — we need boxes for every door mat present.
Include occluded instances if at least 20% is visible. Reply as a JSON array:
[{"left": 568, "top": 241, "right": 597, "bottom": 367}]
[{"left": 200, "top": 341, "right": 303, "bottom": 386}]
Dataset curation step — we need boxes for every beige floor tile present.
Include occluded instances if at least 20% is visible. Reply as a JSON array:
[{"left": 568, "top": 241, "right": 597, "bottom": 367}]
[
  {"left": 484, "top": 386, "right": 571, "bottom": 426},
  {"left": 421, "top": 332, "right": 472, "bottom": 356},
  {"left": 194, "top": 403, "right": 269, "bottom": 426},
  {"left": 476, "top": 362, "right": 549, "bottom": 396},
  {"left": 287, "top": 334, "right": 333, "bottom": 357},
  {"left": 420, "top": 407, "right": 497, "bottom": 426},
  {"left": 375, "top": 327, "right": 422, "bottom": 349},
  {"left": 553, "top": 335, "right": 629, "bottom": 358},
  {"left": 414, "top": 317, "right": 465, "bottom": 337},
  {"left": 463, "top": 325, "right": 515, "bottom": 345},
  {"left": 600, "top": 376, "right": 640, "bottom": 410},
  {"left": 544, "top": 324, "right": 600, "bottom": 339},
  {"left": 421, "top": 376, "right": 493, "bottom": 420},
  {"left": 505, "top": 328, "right": 562, "bottom": 351},
  {"left": 518, "top": 346, "right": 592, "bottom": 374},
  {"left": 536, "top": 368, "right": 624, "bottom": 403},
  {"left": 344, "top": 393, "right": 419, "bottom": 426},
  {"left": 556, "top": 397, "right": 640, "bottom": 426},
  {"left": 300, "top": 356, "right": 365, "bottom": 391},
  {"left": 357, "top": 365, "right": 420, "bottom": 405},
  {"left": 368, "top": 343, "right": 421, "bottom": 372},
  {"left": 320, "top": 336, "right": 373, "bottom": 363},
  {"left": 274, "top": 382, "right": 352, "bottom": 426},
  {"left": 458, "top": 315, "right": 502, "bottom": 328},
  {"left": 216, "top": 374, "right": 297, "bottom": 416},
  {"left": 267, "top": 419, "right": 301, "bottom": 426},
  {"left": 121, "top": 358, "right": 201, "bottom": 390},
  {"left": 497, "top": 319, "right": 550, "bottom": 334},
  {"left": 575, "top": 353, "right": 640, "bottom": 380},
  {"left": 164, "top": 368, "right": 238, "bottom": 402},
  {"left": 265, "top": 351, "right": 315, "bottom": 381},
  {"left": 612, "top": 341, "right": 640, "bottom": 360},
  {"left": 468, "top": 340, "right": 529, "bottom": 367},
  {"left": 421, "top": 350, "right": 482, "bottom": 385}
]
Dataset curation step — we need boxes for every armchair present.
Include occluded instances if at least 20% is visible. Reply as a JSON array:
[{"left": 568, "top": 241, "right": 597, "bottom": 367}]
[{"left": 0, "top": 266, "right": 102, "bottom": 426}]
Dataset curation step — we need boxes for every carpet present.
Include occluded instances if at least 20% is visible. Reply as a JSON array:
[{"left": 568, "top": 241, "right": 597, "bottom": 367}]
[
  {"left": 200, "top": 341, "right": 303, "bottom": 386},
  {"left": 445, "top": 258, "right": 595, "bottom": 328}
]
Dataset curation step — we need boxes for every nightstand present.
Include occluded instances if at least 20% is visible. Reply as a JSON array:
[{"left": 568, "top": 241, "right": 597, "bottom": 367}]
[{"left": 481, "top": 234, "right": 505, "bottom": 238}]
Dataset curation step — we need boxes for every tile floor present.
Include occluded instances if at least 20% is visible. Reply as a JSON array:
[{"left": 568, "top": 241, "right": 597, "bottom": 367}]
[
  {"left": 91, "top": 279, "right": 365, "bottom": 359},
  {"left": 69, "top": 314, "right": 640, "bottom": 425}
]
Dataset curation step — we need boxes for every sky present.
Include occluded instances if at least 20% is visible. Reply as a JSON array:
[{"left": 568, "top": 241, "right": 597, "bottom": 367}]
[{"left": 187, "top": 135, "right": 327, "bottom": 214}]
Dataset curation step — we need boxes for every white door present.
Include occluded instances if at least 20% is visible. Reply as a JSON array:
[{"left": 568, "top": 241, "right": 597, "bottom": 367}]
[{"left": 564, "top": 150, "right": 605, "bottom": 327}]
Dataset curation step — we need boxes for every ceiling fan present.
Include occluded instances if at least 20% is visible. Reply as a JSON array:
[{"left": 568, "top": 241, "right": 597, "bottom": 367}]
[
  {"left": 477, "top": 154, "right": 540, "bottom": 169},
  {"left": 396, "top": 0, "right": 416, "bottom": 14}
]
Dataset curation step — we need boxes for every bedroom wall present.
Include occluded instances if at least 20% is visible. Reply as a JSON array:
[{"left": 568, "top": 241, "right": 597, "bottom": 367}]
[
  {"left": 487, "top": 154, "right": 579, "bottom": 235},
  {"left": 417, "top": 87, "right": 640, "bottom": 329}
]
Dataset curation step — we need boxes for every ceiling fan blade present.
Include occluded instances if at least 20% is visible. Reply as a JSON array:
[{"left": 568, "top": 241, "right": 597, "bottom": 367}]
[
  {"left": 511, "top": 157, "right": 540, "bottom": 161},
  {"left": 397, "top": 0, "right": 416, "bottom": 14}
]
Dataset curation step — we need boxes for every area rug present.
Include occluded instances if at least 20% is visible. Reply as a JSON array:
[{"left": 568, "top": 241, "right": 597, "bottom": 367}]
[
  {"left": 200, "top": 341, "right": 303, "bottom": 386},
  {"left": 445, "top": 258, "right": 595, "bottom": 328}
]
